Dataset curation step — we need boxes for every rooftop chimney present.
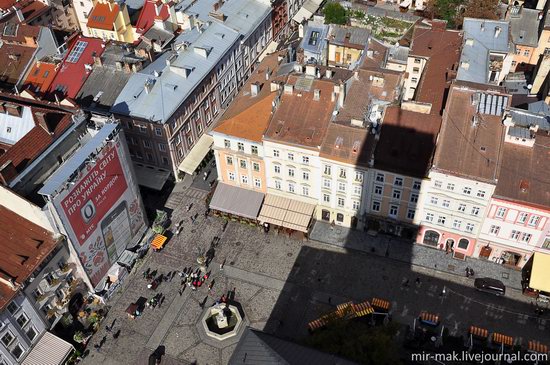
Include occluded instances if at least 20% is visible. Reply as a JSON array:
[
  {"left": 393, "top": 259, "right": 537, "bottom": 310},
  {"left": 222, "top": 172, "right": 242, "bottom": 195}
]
[
  {"left": 338, "top": 81, "right": 345, "bottom": 108},
  {"left": 251, "top": 82, "right": 260, "bottom": 97},
  {"left": 305, "top": 64, "right": 316, "bottom": 76},
  {"left": 494, "top": 26, "right": 501, "bottom": 38},
  {"left": 325, "top": 69, "right": 333, "bottom": 78},
  {"left": 313, "top": 89, "right": 320, "bottom": 101},
  {"left": 15, "top": 7, "right": 24, "bottom": 22},
  {"left": 284, "top": 84, "right": 293, "bottom": 95},
  {"left": 270, "top": 81, "right": 280, "bottom": 92}
]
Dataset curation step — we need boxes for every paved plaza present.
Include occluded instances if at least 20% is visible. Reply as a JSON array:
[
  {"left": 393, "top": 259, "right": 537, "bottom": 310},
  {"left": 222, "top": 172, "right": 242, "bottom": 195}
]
[{"left": 81, "top": 184, "right": 550, "bottom": 365}]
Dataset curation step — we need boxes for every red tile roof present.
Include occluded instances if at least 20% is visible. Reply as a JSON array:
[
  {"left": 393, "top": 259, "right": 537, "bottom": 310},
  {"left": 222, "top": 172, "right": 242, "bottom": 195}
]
[
  {"left": 0, "top": 204, "right": 59, "bottom": 310},
  {"left": 48, "top": 36, "right": 106, "bottom": 99},
  {"left": 24, "top": 61, "right": 57, "bottom": 93},
  {"left": 135, "top": 0, "right": 170, "bottom": 35},
  {"left": 0, "top": 94, "right": 74, "bottom": 183},
  {"left": 86, "top": 2, "right": 120, "bottom": 31},
  {"left": 0, "top": 43, "right": 36, "bottom": 87},
  {"left": 0, "top": 0, "right": 16, "bottom": 9}
]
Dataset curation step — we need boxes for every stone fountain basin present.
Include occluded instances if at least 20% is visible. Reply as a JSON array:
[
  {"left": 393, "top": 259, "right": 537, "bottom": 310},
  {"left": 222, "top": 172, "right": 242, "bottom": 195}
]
[{"left": 201, "top": 304, "right": 243, "bottom": 341}]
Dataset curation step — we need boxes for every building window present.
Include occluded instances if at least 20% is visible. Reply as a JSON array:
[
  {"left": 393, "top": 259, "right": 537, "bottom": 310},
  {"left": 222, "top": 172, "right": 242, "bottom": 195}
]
[
  {"left": 442, "top": 200, "right": 450, "bottom": 208},
  {"left": 412, "top": 67, "right": 420, "bottom": 73},
  {"left": 302, "top": 156, "right": 309, "bottom": 164},
  {"left": 7, "top": 302, "right": 17, "bottom": 315},
  {"left": 288, "top": 183, "right": 295, "bottom": 193},
  {"left": 158, "top": 143, "right": 166, "bottom": 152},
  {"left": 407, "top": 209, "right": 415, "bottom": 219},
  {"left": 16, "top": 313, "right": 28, "bottom": 328},
  {"left": 412, "top": 181, "right": 421, "bottom": 190},
  {"left": 453, "top": 220, "right": 462, "bottom": 229},
  {"left": 11, "top": 344, "right": 23, "bottom": 359},
  {"left": 471, "top": 207, "right": 480, "bottom": 216},
  {"left": 337, "top": 213, "right": 344, "bottom": 222},
  {"left": 251, "top": 146, "right": 258, "bottom": 155},
  {"left": 288, "top": 153, "right": 294, "bottom": 161},
  {"left": 375, "top": 173, "right": 384, "bottom": 183},
  {"left": 434, "top": 180, "right": 442, "bottom": 188},
  {"left": 463, "top": 187, "right": 472, "bottom": 195},
  {"left": 322, "top": 209, "right": 331, "bottom": 221},
  {"left": 353, "top": 185, "right": 362, "bottom": 195},
  {"left": 155, "top": 127, "right": 162, "bottom": 136},
  {"left": 510, "top": 230, "right": 521, "bottom": 240},
  {"left": 338, "top": 182, "right": 346, "bottom": 192},
  {"left": 414, "top": 58, "right": 421, "bottom": 63},
  {"left": 303, "top": 171, "right": 309, "bottom": 180},
  {"left": 146, "top": 152, "right": 153, "bottom": 161},
  {"left": 274, "top": 165, "right": 280, "bottom": 174},
  {"left": 237, "top": 142, "right": 244, "bottom": 152},
  {"left": 273, "top": 149, "right": 279, "bottom": 157},
  {"left": 288, "top": 168, "right": 295, "bottom": 177},
  {"left": 339, "top": 168, "right": 346, "bottom": 178},
  {"left": 352, "top": 200, "right": 360, "bottom": 210},
  {"left": 389, "top": 205, "right": 398, "bottom": 217},
  {"left": 477, "top": 190, "right": 486, "bottom": 198},
  {"left": 253, "top": 162, "right": 260, "bottom": 172},
  {"left": 323, "top": 194, "right": 330, "bottom": 203},
  {"left": 521, "top": 233, "right": 532, "bottom": 243},
  {"left": 437, "top": 216, "right": 446, "bottom": 225},
  {"left": 458, "top": 204, "right": 466, "bottom": 212},
  {"left": 374, "top": 185, "right": 383, "bottom": 195},
  {"left": 496, "top": 207, "right": 507, "bottom": 218},
  {"left": 162, "top": 157, "right": 169, "bottom": 165},
  {"left": 430, "top": 196, "right": 438, "bottom": 205},
  {"left": 523, "top": 50, "right": 530, "bottom": 57},
  {"left": 355, "top": 171, "right": 363, "bottom": 182},
  {"left": 254, "top": 178, "right": 261, "bottom": 188},
  {"left": 323, "top": 179, "right": 331, "bottom": 189},
  {"left": 224, "top": 139, "right": 231, "bottom": 149},
  {"left": 228, "top": 172, "right": 235, "bottom": 181},
  {"left": 394, "top": 177, "right": 403, "bottom": 186},
  {"left": 489, "top": 225, "right": 500, "bottom": 235},
  {"left": 528, "top": 215, "right": 540, "bottom": 227},
  {"left": 465, "top": 223, "right": 474, "bottom": 232},
  {"left": 518, "top": 212, "right": 528, "bottom": 223},
  {"left": 143, "top": 140, "right": 152, "bottom": 149},
  {"left": 338, "top": 197, "right": 345, "bottom": 207},
  {"left": 1, "top": 332, "right": 14, "bottom": 346},
  {"left": 423, "top": 230, "right": 440, "bottom": 246},
  {"left": 446, "top": 183, "right": 455, "bottom": 191},
  {"left": 26, "top": 327, "right": 37, "bottom": 341},
  {"left": 392, "top": 190, "right": 401, "bottom": 200},
  {"left": 187, "top": 136, "right": 193, "bottom": 145},
  {"left": 275, "top": 180, "right": 281, "bottom": 190},
  {"left": 240, "top": 160, "right": 247, "bottom": 169},
  {"left": 425, "top": 213, "right": 434, "bottom": 222},
  {"left": 324, "top": 165, "right": 331, "bottom": 175},
  {"left": 457, "top": 238, "right": 469, "bottom": 250},
  {"left": 226, "top": 156, "right": 233, "bottom": 165},
  {"left": 410, "top": 193, "right": 418, "bottom": 203},
  {"left": 372, "top": 201, "right": 381, "bottom": 212},
  {"left": 302, "top": 186, "right": 309, "bottom": 196}
]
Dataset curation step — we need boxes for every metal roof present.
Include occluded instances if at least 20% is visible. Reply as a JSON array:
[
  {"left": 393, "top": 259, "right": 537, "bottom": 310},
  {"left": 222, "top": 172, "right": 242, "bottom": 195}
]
[
  {"left": 457, "top": 18, "right": 510, "bottom": 84},
  {"left": 509, "top": 108, "right": 550, "bottom": 131},
  {"left": 510, "top": 8, "right": 540, "bottom": 47},
  {"left": 528, "top": 100, "right": 550, "bottom": 115},
  {"left": 476, "top": 92, "right": 509, "bottom": 116},
  {"left": 38, "top": 123, "right": 119, "bottom": 197},
  {"left": 508, "top": 125, "right": 531, "bottom": 139},
  {"left": 22, "top": 332, "right": 74, "bottom": 365},
  {"left": 328, "top": 25, "right": 370, "bottom": 47},
  {"left": 111, "top": 22, "right": 240, "bottom": 123},
  {"left": 0, "top": 105, "right": 35, "bottom": 145},
  {"left": 301, "top": 21, "right": 329, "bottom": 58}
]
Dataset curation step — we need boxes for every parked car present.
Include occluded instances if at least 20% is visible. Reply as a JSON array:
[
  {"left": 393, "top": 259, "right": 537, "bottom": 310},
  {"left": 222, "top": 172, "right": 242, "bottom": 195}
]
[{"left": 474, "top": 277, "right": 506, "bottom": 296}]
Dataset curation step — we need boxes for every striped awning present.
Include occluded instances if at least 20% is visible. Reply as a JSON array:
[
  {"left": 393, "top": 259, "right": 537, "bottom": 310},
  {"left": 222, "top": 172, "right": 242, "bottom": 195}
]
[
  {"left": 372, "top": 297, "right": 390, "bottom": 312},
  {"left": 492, "top": 333, "right": 514, "bottom": 346},
  {"left": 419, "top": 311, "right": 439, "bottom": 325},
  {"left": 308, "top": 318, "right": 326, "bottom": 331},
  {"left": 528, "top": 340, "right": 548, "bottom": 353},
  {"left": 257, "top": 194, "right": 315, "bottom": 233},
  {"left": 469, "top": 326, "right": 488, "bottom": 339},
  {"left": 22, "top": 332, "right": 74, "bottom": 365},
  {"left": 353, "top": 301, "right": 374, "bottom": 317},
  {"left": 151, "top": 234, "right": 167, "bottom": 250}
]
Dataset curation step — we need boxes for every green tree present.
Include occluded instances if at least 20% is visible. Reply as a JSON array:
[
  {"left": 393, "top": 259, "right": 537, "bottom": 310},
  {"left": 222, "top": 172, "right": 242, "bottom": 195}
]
[
  {"left": 424, "top": 0, "right": 464, "bottom": 28},
  {"left": 323, "top": 2, "right": 348, "bottom": 25}
]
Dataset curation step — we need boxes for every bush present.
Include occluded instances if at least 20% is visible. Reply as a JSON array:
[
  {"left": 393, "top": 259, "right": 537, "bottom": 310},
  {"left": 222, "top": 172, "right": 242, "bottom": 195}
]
[{"left": 324, "top": 2, "right": 348, "bottom": 25}]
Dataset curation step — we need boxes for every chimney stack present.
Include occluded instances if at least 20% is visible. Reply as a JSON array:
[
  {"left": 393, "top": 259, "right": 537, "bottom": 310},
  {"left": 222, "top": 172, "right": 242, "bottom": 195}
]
[
  {"left": 338, "top": 82, "right": 345, "bottom": 108},
  {"left": 251, "top": 82, "right": 260, "bottom": 97}
]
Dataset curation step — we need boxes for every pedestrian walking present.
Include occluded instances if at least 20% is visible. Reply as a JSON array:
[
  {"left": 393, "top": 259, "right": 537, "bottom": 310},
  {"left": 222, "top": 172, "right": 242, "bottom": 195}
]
[
  {"left": 220, "top": 259, "right": 226, "bottom": 271},
  {"left": 402, "top": 278, "right": 410, "bottom": 287},
  {"left": 415, "top": 277, "right": 421, "bottom": 286},
  {"left": 328, "top": 297, "right": 332, "bottom": 304},
  {"left": 105, "top": 325, "right": 112, "bottom": 333},
  {"left": 465, "top": 267, "right": 471, "bottom": 278},
  {"left": 113, "top": 330, "right": 121, "bottom": 339}
]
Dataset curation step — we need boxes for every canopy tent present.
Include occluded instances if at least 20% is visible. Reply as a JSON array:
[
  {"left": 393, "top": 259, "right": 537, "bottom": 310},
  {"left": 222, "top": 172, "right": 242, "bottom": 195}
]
[
  {"left": 529, "top": 252, "right": 550, "bottom": 293},
  {"left": 209, "top": 183, "right": 265, "bottom": 219},
  {"left": 257, "top": 194, "right": 315, "bottom": 233},
  {"left": 22, "top": 332, "right": 74, "bottom": 365},
  {"left": 178, "top": 134, "right": 213, "bottom": 175},
  {"left": 292, "top": 0, "right": 323, "bottom": 23}
]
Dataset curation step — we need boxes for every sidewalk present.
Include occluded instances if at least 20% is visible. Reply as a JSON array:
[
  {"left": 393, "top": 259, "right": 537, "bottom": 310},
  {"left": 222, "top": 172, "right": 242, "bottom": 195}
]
[{"left": 309, "top": 221, "right": 523, "bottom": 290}]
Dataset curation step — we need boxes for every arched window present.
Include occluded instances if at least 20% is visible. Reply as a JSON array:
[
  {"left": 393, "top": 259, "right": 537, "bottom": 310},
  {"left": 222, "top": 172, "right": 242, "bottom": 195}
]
[
  {"left": 458, "top": 238, "right": 469, "bottom": 250},
  {"left": 423, "top": 230, "right": 440, "bottom": 246}
]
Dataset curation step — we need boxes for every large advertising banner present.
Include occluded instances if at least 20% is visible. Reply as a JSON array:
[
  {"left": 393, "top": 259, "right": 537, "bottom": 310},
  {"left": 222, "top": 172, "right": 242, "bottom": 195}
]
[{"left": 52, "top": 140, "right": 145, "bottom": 286}]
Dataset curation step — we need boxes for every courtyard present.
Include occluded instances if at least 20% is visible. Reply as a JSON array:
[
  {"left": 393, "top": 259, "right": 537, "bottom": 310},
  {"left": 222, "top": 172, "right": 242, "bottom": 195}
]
[{"left": 81, "top": 184, "right": 550, "bottom": 365}]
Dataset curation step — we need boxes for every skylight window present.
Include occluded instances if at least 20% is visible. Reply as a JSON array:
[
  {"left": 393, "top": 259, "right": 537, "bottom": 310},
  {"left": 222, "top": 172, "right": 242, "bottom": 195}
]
[{"left": 66, "top": 41, "right": 88, "bottom": 63}]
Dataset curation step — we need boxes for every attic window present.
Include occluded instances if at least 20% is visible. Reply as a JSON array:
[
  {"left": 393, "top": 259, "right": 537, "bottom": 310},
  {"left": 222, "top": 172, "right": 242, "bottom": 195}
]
[
  {"left": 335, "top": 136, "right": 343, "bottom": 149},
  {"left": 519, "top": 179, "right": 529, "bottom": 192},
  {"left": 480, "top": 146, "right": 486, "bottom": 152}
]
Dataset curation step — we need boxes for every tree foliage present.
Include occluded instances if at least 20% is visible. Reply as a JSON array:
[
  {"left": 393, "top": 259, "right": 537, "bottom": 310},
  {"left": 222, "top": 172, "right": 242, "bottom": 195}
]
[
  {"left": 304, "top": 321, "right": 403, "bottom": 364},
  {"left": 323, "top": 2, "right": 348, "bottom": 25},
  {"left": 424, "top": 0, "right": 500, "bottom": 28},
  {"left": 461, "top": 0, "right": 500, "bottom": 22}
]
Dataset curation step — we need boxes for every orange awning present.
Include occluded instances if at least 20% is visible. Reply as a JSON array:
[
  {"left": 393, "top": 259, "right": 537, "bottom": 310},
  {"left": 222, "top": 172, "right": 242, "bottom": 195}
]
[
  {"left": 353, "top": 301, "right": 374, "bottom": 317},
  {"left": 469, "top": 326, "right": 488, "bottom": 339},
  {"left": 151, "top": 234, "right": 167, "bottom": 250},
  {"left": 492, "top": 333, "right": 514, "bottom": 346},
  {"left": 528, "top": 340, "right": 548, "bottom": 353},
  {"left": 419, "top": 311, "right": 439, "bottom": 325},
  {"left": 372, "top": 297, "right": 391, "bottom": 312}
]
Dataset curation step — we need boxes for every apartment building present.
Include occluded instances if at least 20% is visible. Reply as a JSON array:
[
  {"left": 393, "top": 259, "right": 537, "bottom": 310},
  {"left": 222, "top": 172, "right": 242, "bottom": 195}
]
[
  {"left": 476, "top": 103, "right": 550, "bottom": 268},
  {"left": 327, "top": 25, "right": 369, "bottom": 68},
  {"left": 85, "top": 0, "right": 136, "bottom": 42},
  {"left": 72, "top": 0, "right": 94, "bottom": 36},
  {"left": 415, "top": 83, "right": 511, "bottom": 259},
  {"left": 457, "top": 19, "right": 513, "bottom": 86},
  {"left": 509, "top": 6, "right": 541, "bottom": 72}
]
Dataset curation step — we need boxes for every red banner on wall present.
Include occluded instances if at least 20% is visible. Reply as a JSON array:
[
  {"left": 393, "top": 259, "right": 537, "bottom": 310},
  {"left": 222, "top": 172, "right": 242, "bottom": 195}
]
[{"left": 61, "top": 146, "right": 128, "bottom": 245}]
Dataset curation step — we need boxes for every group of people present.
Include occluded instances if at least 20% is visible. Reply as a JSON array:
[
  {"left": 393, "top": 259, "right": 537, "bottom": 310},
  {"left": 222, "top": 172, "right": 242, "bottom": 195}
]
[
  {"left": 147, "top": 293, "right": 165, "bottom": 308},
  {"left": 178, "top": 267, "right": 211, "bottom": 294}
]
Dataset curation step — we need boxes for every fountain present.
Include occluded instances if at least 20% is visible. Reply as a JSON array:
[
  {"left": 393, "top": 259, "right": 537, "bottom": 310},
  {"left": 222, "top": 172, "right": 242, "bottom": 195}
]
[{"left": 201, "top": 302, "right": 243, "bottom": 341}]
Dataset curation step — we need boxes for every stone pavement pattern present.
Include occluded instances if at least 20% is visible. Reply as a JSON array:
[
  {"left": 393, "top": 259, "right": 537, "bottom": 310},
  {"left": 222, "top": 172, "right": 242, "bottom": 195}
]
[{"left": 81, "top": 184, "right": 549, "bottom": 365}]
